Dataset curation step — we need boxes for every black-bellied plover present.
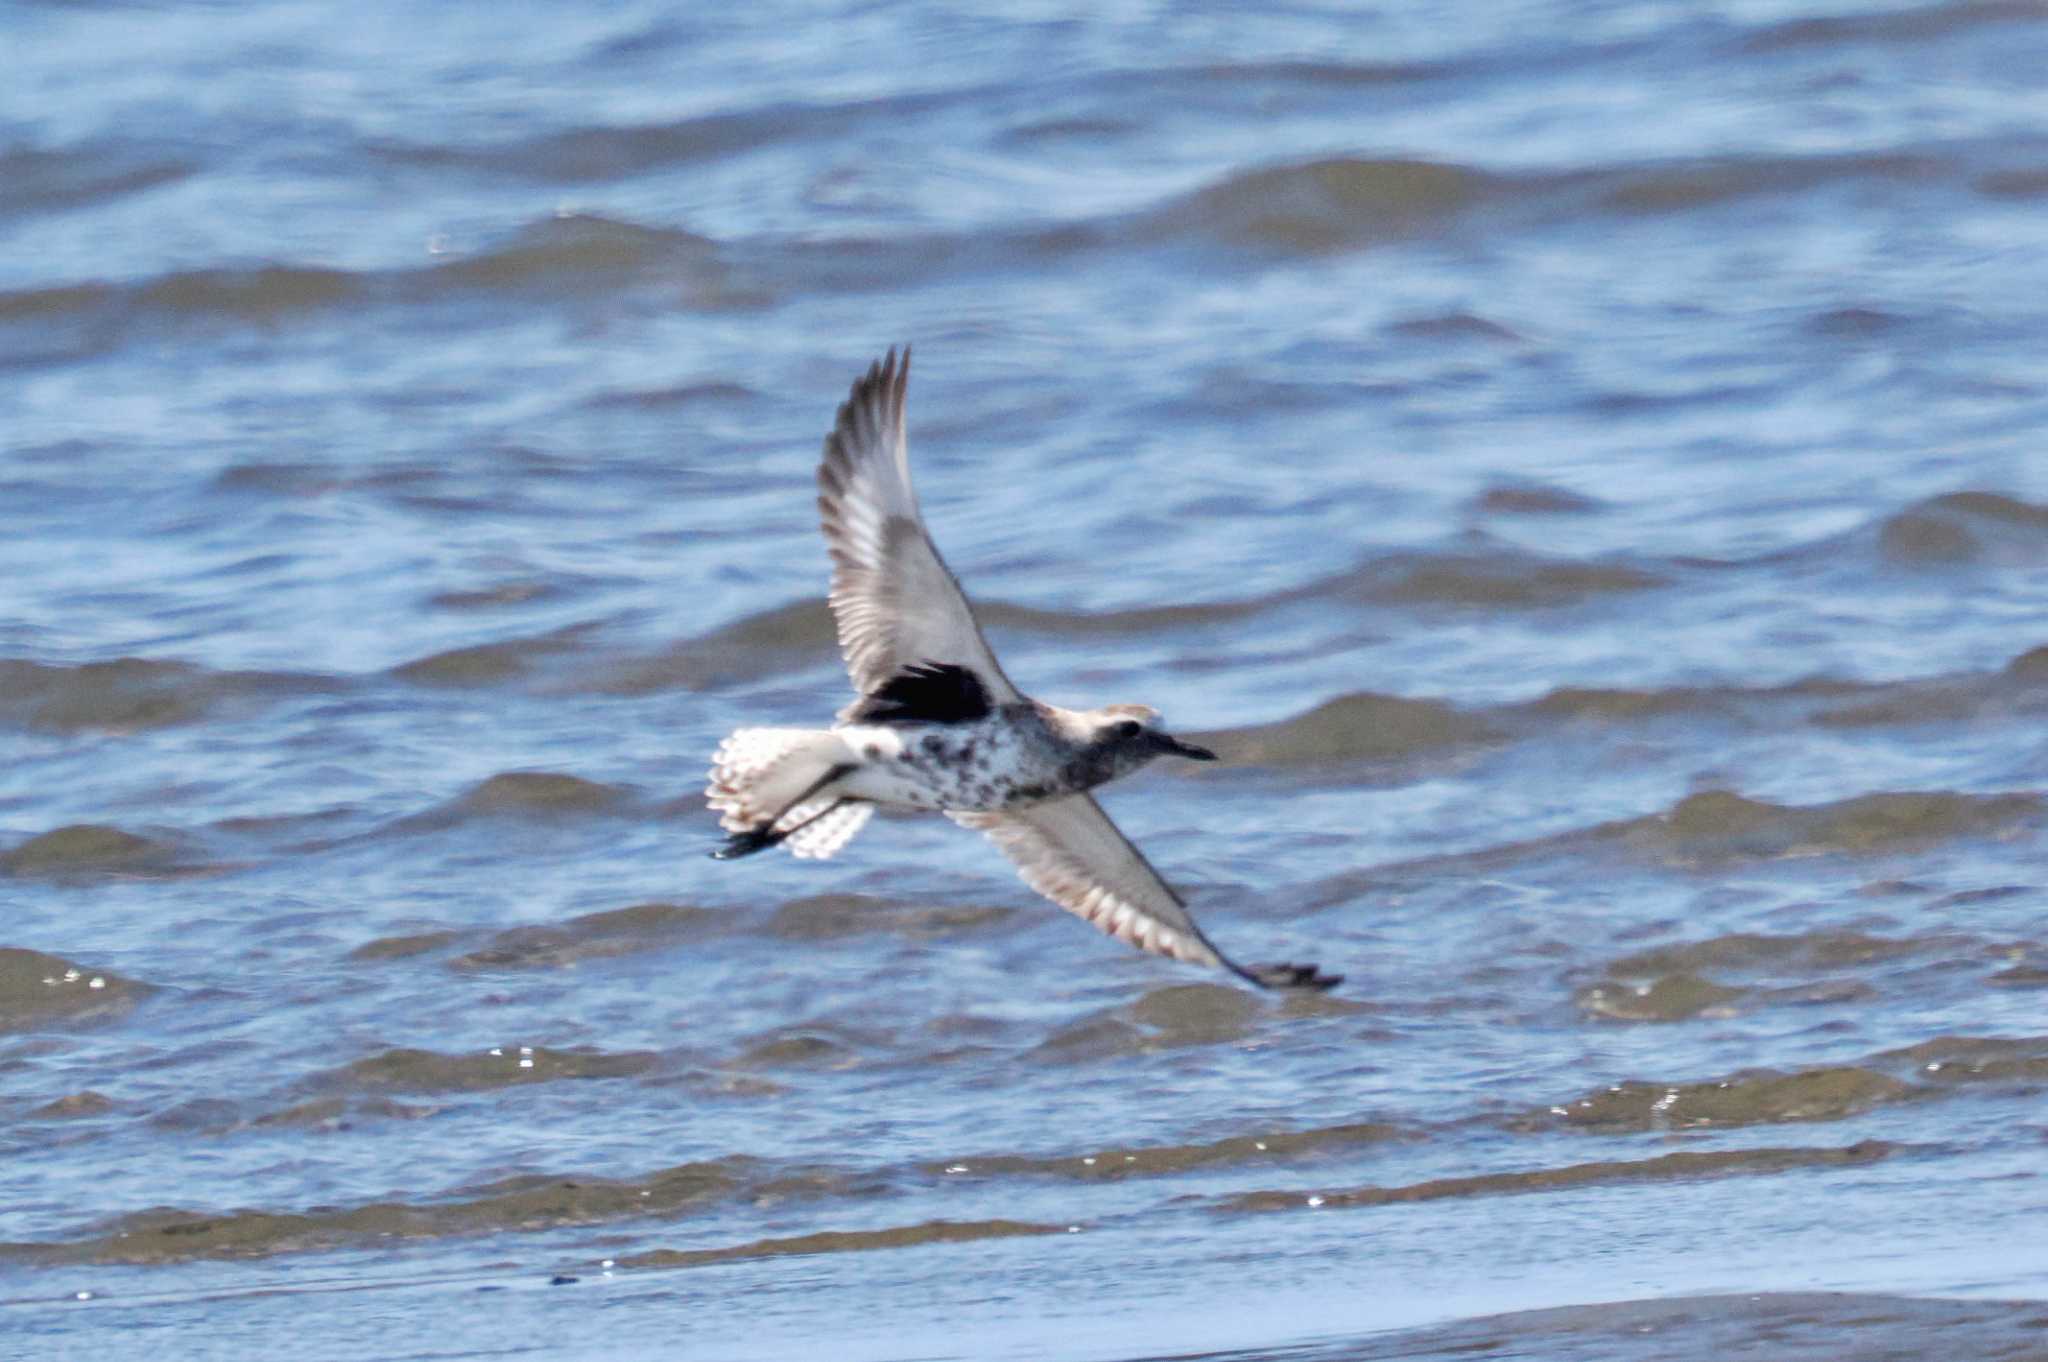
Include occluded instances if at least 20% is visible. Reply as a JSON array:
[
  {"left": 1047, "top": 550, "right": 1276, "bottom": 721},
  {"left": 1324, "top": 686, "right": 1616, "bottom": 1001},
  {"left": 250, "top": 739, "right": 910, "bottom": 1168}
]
[{"left": 707, "top": 348, "right": 1338, "bottom": 990}]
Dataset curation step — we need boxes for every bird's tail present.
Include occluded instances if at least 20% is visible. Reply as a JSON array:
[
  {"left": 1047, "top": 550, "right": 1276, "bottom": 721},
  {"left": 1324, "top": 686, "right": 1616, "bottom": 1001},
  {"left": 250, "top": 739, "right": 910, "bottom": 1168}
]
[{"left": 706, "top": 727, "right": 869, "bottom": 860}]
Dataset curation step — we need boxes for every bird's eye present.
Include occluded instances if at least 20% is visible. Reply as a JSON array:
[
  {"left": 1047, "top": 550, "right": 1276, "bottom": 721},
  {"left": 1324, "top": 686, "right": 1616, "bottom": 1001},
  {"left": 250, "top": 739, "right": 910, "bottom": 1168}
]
[{"left": 1114, "top": 720, "right": 1142, "bottom": 739}]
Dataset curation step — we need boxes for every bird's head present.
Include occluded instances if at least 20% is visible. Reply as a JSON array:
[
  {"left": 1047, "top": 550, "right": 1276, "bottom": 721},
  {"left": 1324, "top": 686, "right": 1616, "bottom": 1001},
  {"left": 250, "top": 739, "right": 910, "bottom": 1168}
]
[{"left": 1087, "top": 703, "right": 1216, "bottom": 775}]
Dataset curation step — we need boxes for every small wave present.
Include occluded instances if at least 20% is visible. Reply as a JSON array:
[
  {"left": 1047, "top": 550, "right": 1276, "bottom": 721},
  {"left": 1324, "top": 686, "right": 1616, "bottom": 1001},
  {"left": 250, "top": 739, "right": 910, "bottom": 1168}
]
[
  {"left": 1337, "top": 787, "right": 2042, "bottom": 900},
  {"left": 1641, "top": 788, "right": 2043, "bottom": 864},
  {"left": 1225, "top": 1141, "right": 1897, "bottom": 1213},
  {"left": 765, "top": 892, "right": 1015, "bottom": 942},
  {"left": 17, "top": 1156, "right": 755, "bottom": 1265},
  {"left": 136, "top": 264, "right": 361, "bottom": 318},
  {"left": 1575, "top": 973, "right": 1749, "bottom": 1022},
  {"left": 1878, "top": 490, "right": 2048, "bottom": 566},
  {"left": 1031, "top": 980, "right": 1336, "bottom": 1062},
  {"left": 1389, "top": 312, "right": 1525, "bottom": 344},
  {"left": 584, "top": 599, "right": 836, "bottom": 695},
  {"left": 1597, "top": 151, "right": 1940, "bottom": 216},
  {"left": 1206, "top": 692, "right": 1499, "bottom": 768},
  {"left": 389, "top": 629, "right": 593, "bottom": 688},
  {"left": 1880, "top": 1033, "right": 2048, "bottom": 1085},
  {"left": 0, "top": 141, "right": 195, "bottom": 221},
  {"left": 1744, "top": 0, "right": 2044, "bottom": 52},
  {"left": 1537, "top": 1067, "right": 1907, "bottom": 1130},
  {"left": 428, "top": 213, "right": 720, "bottom": 293},
  {"left": 370, "top": 94, "right": 932, "bottom": 185},
  {"left": 319, "top": 1044, "right": 660, "bottom": 1095},
  {"left": 1468, "top": 482, "right": 1603, "bottom": 515},
  {"left": 348, "top": 930, "right": 463, "bottom": 962},
  {"left": 0, "top": 656, "right": 338, "bottom": 733},
  {"left": 1325, "top": 550, "right": 1667, "bottom": 609},
  {"left": 732, "top": 1024, "right": 878, "bottom": 1071},
  {"left": 451, "top": 771, "right": 637, "bottom": 818},
  {"left": 621, "top": 1218, "right": 1061, "bottom": 1271},
  {"left": 0, "top": 948, "right": 152, "bottom": 1033},
  {"left": 0, "top": 824, "right": 190, "bottom": 879},
  {"left": 1141, "top": 156, "right": 1489, "bottom": 254},
  {"left": 449, "top": 902, "right": 722, "bottom": 971},
  {"left": 1980, "top": 166, "right": 2048, "bottom": 199},
  {"left": 29, "top": 1091, "right": 118, "bottom": 1121},
  {"left": 581, "top": 379, "right": 757, "bottom": 410},
  {"left": 1607, "top": 929, "right": 1926, "bottom": 977},
  {"left": 372, "top": 771, "right": 645, "bottom": 839},
  {"left": 927, "top": 1118, "right": 1403, "bottom": 1182}
]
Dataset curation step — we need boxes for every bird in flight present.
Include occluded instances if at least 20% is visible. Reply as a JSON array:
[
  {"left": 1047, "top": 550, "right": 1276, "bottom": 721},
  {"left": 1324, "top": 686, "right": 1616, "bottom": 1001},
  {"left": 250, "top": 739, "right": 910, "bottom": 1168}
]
[{"left": 707, "top": 348, "right": 1338, "bottom": 990}]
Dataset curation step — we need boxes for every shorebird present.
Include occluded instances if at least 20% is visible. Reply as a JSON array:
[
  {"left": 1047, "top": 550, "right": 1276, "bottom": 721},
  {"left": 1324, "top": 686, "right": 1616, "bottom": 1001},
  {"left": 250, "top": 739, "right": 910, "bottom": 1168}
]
[{"left": 707, "top": 348, "right": 1338, "bottom": 990}]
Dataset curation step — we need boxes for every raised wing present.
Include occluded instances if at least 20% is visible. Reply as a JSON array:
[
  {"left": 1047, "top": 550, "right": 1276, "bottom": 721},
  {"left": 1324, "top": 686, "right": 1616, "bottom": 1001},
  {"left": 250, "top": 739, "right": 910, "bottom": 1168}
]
[
  {"left": 816, "top": 347, "right": 1022, "bottom": 718},
  {"left": 951, "top": 795, "right": 1340, "bottom": 990}
]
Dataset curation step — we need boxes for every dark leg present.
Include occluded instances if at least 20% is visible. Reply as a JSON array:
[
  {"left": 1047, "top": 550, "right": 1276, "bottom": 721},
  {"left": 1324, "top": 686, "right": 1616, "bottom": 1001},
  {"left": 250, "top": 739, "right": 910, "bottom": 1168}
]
[
  {"left": 709, "top": 764, "right": 854, "bottom": 861},
  {"left": 712, "top": 798, "right": 848, "bottom": 860}
]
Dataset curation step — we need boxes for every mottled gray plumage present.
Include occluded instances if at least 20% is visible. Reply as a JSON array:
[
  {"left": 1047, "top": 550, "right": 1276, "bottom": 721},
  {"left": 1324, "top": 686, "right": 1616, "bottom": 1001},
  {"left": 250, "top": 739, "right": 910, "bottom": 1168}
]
[{"left": 708, "top": 347, "right": 1338, "bottom": 991}]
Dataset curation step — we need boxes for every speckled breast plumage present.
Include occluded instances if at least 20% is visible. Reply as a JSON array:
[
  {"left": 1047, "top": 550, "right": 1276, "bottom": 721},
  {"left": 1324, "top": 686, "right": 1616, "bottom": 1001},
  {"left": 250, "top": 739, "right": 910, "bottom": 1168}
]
[{"left": 835, "top": 705, "right": 1104, "bottom": 814}]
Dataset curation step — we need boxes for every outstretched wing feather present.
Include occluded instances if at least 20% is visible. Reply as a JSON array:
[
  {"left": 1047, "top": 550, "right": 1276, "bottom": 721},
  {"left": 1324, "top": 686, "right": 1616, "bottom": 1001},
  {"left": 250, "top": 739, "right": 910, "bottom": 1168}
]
[{"left": 816, "top": 347, "right": 1021, "bottom": 719}]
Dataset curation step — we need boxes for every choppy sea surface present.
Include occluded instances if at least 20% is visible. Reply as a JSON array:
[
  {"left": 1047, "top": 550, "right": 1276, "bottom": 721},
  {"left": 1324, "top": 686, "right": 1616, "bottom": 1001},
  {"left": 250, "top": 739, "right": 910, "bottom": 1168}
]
[{"left": 6, "top": 2, "right": 2048, "bottom": 1358}]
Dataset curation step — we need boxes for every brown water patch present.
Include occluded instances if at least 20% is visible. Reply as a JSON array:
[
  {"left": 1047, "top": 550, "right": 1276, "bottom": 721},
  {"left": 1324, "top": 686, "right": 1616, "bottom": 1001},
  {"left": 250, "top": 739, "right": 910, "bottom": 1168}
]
[
  {"left": 1030, "top": 1013, "right": 1149, "bottom": 1062},
  {"left": 586, "top": 598, "right": 836, "bottom": 694},
  {"left": 451, "top": 902, "right": 721, "bottom": 970},
  {"left": 2003, "top": 644, "right": 2048, "bottom": 683},
  {"left": 392, "top": 641, "right": 538, "bottom": 686},
  {"left": 1336, "top": 1290, "right": 2048, "bottom": 1362},
  {"left": 731, "top": 1023, "right": 876, "bottom": 1070},
  {"left": 1516, "top": 685, "right": 1726, "bottom": 723},
  {"left": 1158, "top": 157, "right": 1486, "bottom": 253},
  {"left": 322, "top": 1044, "right": 658, "bottom": 1094},
  {"left": 620, "top": 1217, "right": 1061, "bottom": 1271},
  {"left": 1608, "top": 929, "right": 1926, "bottom": 976},
  {"left": 1511, "top": 674, "right": 1886, "bottom": 729},
  {"left": 1880, "top": 1034, "right": 2048, "bottom": 1086},
  {"left": 1, "top": 823, "right": 186, "bottom": 877},
  {"left": 252, "top": 1096, "right": 439, "bottom": 1129},
  {"left": 1211, "top": 691, "right": 1498, "bottom": 767},
  {"left": 1600, "top": 152, "right": 1939, "bottom": 216},
  {"left": 349, "top": 929, "right": 463, "bottom": 961},
  {"left": 1348, "top": 553, "right": 1664, "bottom": 609},
  {"left": 1226, "top": 1141, "right": 1898, "bottom": 1213},
  {"left": 766, "top": 892, "right": 1014, "bottom": 940},
  {"left": 1576, "top": 928, "right": 1935, "bottom": 1020},
  {"left": 1810, "top": 305, "right": 1903, "bottom": 337},
  {"left": 0, "top": 656, "right": 333, "bottom": 732},
  {"left": 1391, "top": 312, "right": 1523, "bottom": 344},
  {"left": 1127, "top": 981, "right": 1262, "bottom": 1044},
  {"left": 432, "top": 214, "right": 719, "bottom": 294},
  {"left": 582, "top": 379, "right": 757, "bottom": 410},
  {"left": 134, "top": 264, "right": 361, "bottom": 320},
  {"left": 1750, "top": 0, "right": 2048, "bottom": 52},
  {"left": 1633, "top": 789, "right": 2041, "bottom": 865},
  {"left": 1537, "top": 1067, "right": 1908, "bottom": 1131},
  {"left": 0, "top": 948, "right": 151, "bottom": 1032},
  {"left": 1811, "top": 681, "right": 1999, "bottom": 727},
  {"left": 31, "top": 1091, "right": 116, "bottom": 1120},
  {"left": 452, "top": 771, "right": 634, "bottom": 817},
  {"left": 1031, "top": 982, "right": 1299, "bottom": 1061},
  {"left": 928, "top": 1119, "right": 1404, "bottom": 1182},
  {"left": 15, "top": 1158, "right": 757, "bottom": 1265},
  {"left": 1575, "top": 972, "right": 1746, "bottom": 1022},
  {"left": 426, "top": 580, "right": 559, "bottom": 610},
  {"left": 1471, "top": 482, "right": 1601, "bottom": 515},
  {"left": 1879, "top": 490, "right": 2048, "bottom": 566}
]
